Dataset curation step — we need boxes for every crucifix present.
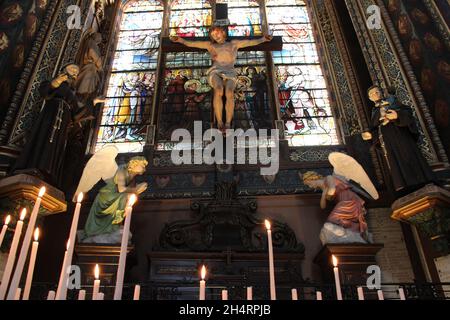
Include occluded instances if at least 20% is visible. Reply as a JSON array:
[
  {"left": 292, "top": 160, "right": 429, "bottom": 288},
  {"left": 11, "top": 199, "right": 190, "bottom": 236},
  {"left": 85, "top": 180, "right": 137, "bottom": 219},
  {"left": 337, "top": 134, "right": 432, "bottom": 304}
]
[{"left": 162, "top": 3, "right": 282, "bottom": 132}]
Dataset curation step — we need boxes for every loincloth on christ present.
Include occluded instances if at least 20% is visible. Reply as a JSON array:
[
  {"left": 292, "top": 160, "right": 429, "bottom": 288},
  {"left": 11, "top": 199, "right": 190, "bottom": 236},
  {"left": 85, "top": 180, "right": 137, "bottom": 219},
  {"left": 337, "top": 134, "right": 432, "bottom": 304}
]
[{"left": 207, "top": 65, "right": 238, "bottom": 86}]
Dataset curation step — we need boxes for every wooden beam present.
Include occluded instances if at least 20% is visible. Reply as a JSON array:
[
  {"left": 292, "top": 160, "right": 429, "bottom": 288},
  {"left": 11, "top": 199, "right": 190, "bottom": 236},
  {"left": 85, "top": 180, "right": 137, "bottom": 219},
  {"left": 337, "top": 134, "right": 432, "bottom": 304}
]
[{"left": 161, "top": 36, "right": 283, "bottom": 53}]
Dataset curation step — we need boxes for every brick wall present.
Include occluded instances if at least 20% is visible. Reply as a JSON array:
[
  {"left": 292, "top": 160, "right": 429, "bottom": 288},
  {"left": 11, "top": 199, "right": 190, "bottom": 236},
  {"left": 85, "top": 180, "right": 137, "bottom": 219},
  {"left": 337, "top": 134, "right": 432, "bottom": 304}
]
[{"left": 367, "top": 208, "right": 415, "bottom": 283}]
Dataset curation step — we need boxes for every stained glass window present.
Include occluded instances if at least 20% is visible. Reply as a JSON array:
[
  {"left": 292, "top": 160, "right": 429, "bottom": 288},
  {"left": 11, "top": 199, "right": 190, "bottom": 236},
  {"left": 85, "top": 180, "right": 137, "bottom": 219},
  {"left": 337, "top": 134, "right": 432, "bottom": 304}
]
[
  {"left": 228, "top": 0, "right": 262, "bottom": 36},
  {"left": 170, "top": 0, "right": 212, "bottom": 37},
  {"left": 157, "top": 0, "right": 271, "bottom": 150},
  {"left": 97, "top": 0, "right": 338, "bottom": 153},
  {"left": 95, "top": 0, "right": 163, "bottom": 153},
  {"left": 267, "top": 0, "right": 339, "bottom": 146}
]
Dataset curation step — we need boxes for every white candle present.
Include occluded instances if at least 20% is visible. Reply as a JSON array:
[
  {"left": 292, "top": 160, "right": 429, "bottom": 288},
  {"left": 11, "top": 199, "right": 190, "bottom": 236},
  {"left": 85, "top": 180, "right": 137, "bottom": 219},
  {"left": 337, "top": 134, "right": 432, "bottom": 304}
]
[
  {"left": 47, "top": 290, "right": 56, "bottom": 300},
  {"left": 133, "top": 285, "right": 141, "bottom": 300},
  {"left": 14, "top": 288, "right": 21, "bottom": 300},
  {"left": 222, "top": 289, "right": 228, "bottom": 300},
  {"left": 247, "top": 287, "right": 253, "bottom": 300},
  {"left": 316, "top": 291, "right": 323, "bottom": 300},
  {"left": 22, "top": 228, "right": 40, "bottom": 300},
  {"left": 0, "top": 215, "right": 11, "bottom": 248},
  {"left": 399, "top": 288, "right": 406, "bottom": 300},
  {"left": 332, "top": 255, "right": 343, "bottom": 300},
  {"left": 97, "top": 292, "right": 104, "bottom": 300},
  {"left": 357, "top": 287, "right": 364, "bottom": 300},
  {"left": 0, "top": 208, "right": 26, "bottom": 300},
  {"left": 377, "top": 289, "right": 384, "bottom": 300},
  {"left": 93, "top": 264, "right": 100, "bottom": 300},
  {"left": 56, "top": 193, "right": 83, "bottom": 300},
  {"left": 78, "top": 290, "right": 86, "bottom": 300},
  {"left": 7, "top": 187, "right": 45, "bottom": 300},
  {"left": 114, "top": 194, "right": 136, "bottom": 300},
  {"left": 265, "top": 220, "right": 276, "bottom": 300},
  {"left": 199, "top": 265, "right": 206, "bottom": 300},
  {"left": 291, "top": 288, "right": 298, "bottom": 300},
  {"left": 55, "top": 241, "right": 70, "bottom": 300}
]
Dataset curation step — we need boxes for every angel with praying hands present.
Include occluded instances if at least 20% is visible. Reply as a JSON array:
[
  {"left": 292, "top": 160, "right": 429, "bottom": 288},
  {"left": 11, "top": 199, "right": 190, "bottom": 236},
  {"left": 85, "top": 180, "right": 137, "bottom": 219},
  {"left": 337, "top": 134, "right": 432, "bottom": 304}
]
[
  {"left": 170, "top": 26, "right": 272, "bottom": 131},
  {"left": 302, "top": 152, "right": 379, "bottom": 245},
  {"left": 74, "top": 146, "right": 148, "bottom": 243}
]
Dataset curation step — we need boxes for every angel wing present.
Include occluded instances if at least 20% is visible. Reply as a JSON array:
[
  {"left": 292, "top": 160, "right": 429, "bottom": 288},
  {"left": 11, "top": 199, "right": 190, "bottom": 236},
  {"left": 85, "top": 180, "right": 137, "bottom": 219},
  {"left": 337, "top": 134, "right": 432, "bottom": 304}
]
[
  {"left": 73, "top": 145, "right": 119, "bottom": 201},
  {"left": 328, "top": 152, "right": 379, "bottom": 200}
]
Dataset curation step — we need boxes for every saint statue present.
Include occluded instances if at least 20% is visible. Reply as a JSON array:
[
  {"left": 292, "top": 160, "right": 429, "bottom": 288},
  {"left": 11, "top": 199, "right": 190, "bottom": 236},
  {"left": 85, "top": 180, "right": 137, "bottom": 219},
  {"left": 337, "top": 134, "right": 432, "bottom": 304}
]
[
  {"left": 74, "top": 30, "right": 104, "bottom": 122},
  {"left": 76, "top": 30, "right": 103, "bottom": 99},
  {"left": 13, "top": 64, "right": 102, "bottom": 187},
  {"left": 362, "top": 85, "right": 435, "bottom": 192},
  {"left": 170, "top": 26, "right": 272, "bottom": 131},
  {"left": 302, "top": 153, "right": 379, "bottom": 245},
  {"left": 74, "top": 146, "right": 148, "bottom": 243}
]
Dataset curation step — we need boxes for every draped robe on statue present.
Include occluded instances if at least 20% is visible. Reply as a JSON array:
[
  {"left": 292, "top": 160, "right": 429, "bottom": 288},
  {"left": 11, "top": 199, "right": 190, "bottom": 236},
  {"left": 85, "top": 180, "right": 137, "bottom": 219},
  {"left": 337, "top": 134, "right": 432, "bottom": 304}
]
[
  {"left": 370, "top": 104, "right": 435, "bottom": 191},
  {"left": 14, "top": 81, "right": 78, "bottom": 187},
  {"left": 80, "top": 165, "right": 136, "bottom": 240},
  {"left": 326, "top": 177, "right": 368, "bottom": 235}
]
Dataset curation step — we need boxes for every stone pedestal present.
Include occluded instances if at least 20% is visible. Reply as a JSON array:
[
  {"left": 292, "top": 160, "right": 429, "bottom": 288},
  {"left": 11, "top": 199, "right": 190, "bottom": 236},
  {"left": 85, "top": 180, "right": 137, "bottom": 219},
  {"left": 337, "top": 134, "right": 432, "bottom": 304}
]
[
  {"left": 314, "top": 243, "right": 384, "bottom": 285},
  {"left": 391, "top": 184, "right": 450, "bottom": 256},
  {"left": 74, "top": 244, "right": 134, "bottom": 298},
  {"left": 0, "top": 174, "right": 67, "bottom": 214}
]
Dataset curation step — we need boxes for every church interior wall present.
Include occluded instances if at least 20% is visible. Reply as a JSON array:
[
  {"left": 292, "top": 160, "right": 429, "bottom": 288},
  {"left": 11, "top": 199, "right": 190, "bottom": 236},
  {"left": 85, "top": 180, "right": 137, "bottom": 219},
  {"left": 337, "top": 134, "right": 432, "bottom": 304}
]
[
  {"left": 0, "top": 0, "right": 449, "bottom": 298},
  {"left": 366, "top": 208, "right": 415, "bottom": 283}
]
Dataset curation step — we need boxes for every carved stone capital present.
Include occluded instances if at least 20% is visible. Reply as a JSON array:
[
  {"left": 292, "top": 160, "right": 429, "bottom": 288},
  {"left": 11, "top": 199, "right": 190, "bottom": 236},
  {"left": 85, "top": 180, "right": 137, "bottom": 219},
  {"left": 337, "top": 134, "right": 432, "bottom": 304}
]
[
  {"left": 0, "top": 174, "right": 67, "bottom": 215},
  {"left": 391, "top": 184, "right": 450, "bottom": 255}
]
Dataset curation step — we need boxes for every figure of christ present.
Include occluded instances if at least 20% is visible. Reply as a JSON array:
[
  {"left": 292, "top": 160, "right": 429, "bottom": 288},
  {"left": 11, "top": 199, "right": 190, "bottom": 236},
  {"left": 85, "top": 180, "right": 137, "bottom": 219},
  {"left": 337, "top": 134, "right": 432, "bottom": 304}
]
[{"left": 170, "top": 26, "right": 272, "bottom": 131}]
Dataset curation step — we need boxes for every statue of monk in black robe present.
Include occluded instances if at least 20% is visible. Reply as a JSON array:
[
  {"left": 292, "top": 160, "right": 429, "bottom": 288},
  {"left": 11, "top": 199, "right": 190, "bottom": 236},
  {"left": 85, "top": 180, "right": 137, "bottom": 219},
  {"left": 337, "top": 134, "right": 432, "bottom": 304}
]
[
  {"left": 13, "top": 64, "right": 101, "bottom": 187},
  {"left": 362, "top": 85, "right": 435, "bottom": 192}
]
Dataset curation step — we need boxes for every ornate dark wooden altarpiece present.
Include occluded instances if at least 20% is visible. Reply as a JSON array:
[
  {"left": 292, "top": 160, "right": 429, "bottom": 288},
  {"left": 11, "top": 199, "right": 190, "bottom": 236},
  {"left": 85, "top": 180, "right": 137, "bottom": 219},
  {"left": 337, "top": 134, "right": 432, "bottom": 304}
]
[{"left": 147, "top": 182, "right": 305, "bottom": 298}]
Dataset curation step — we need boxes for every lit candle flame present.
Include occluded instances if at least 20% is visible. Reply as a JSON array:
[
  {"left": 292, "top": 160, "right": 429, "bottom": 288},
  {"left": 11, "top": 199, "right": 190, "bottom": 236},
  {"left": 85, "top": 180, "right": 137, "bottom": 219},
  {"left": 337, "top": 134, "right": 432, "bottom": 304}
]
[
  {"left": 128, "top": 194, "right": 137, "bottom": 207},
  {"left": 332, "top": 255, "right": 338, "bottom": 267},
  {"left": 77, "top": 192, "right": 84, "bottom": 203},
  {"left": 34, "top": 228, "right": 40, "bottom": 241},
  {"left": 19, "top": 208, "right": 27, "bottom": 221},
  {"left": 201, "top": 265, "right": 206, "bottom": 280},
  {"left": 38, "top": 186, "right": 46, "bottom": 198},
  {"left": 264, "top": 219, "right": 271, "bottom": 231},
  {"left": 94, "top": 264, "right": 100, "bottom": 280},
  {"left": 4, "top": 215, "right": 11, "bottom": 225}
]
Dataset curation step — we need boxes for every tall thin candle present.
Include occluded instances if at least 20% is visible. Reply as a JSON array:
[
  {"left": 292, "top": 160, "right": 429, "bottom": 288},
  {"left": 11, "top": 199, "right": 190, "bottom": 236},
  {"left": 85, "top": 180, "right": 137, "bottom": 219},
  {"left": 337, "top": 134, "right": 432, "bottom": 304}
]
[
  {"left": 265, "top": 220, "right": 276, "bottom": 300},
  {"left": 78, "top": 290, "right": 86, "bottom": 300},
  {"left": 357, "top": 287, "right": 364, "bottom": 300},
  {"left": 93, "top": 264, "right": 100, "bottom": 300},
  {"left": 0, "top": 215, "right": 11, "bottom": 248},
  {"left": 0, "top": 208, "right": 27, "bottom": 300},
  {"left": 291, "top": 288, "right": 298, "bottom": 300},
  {"left": 199, "top": 265, "right": 206, "bottom": 300},
  {"left": 56, "top": 192, "right": 83, "bottom": 300},
  {"left": 55, "top": 240, "right": 70, "bottom": 300},
  {"left": 316, "top": 291, "right": 323, "bottom": 300},
  {"left": 22, "top": 228, "right": 40, "bottom": 300},
  {"left": 247, "top": 287, "right": 253, "bottom": 300},
  {"left": 133, "top": 285, "right": 141, "bottom": 300},
  {"left": 47, "top": 290, "right": 55, "bottom": 300},
  {"left": 222, "top": 290, "right": 228, "bottom": 300},
  {"left": 7, "top": 187, "right": 45, "bottom": 300},
  {"left": 332, "top": 255, "right": 343, "bottom": 300},
  {"left": 114, "top": 194, "right": 136, "bottom": 300},
  {"left": 14, "top": 288, "right": 21, "bottom": 300},
  {"left": 399, "top": 288, "right": 406, "bottom": 300}
]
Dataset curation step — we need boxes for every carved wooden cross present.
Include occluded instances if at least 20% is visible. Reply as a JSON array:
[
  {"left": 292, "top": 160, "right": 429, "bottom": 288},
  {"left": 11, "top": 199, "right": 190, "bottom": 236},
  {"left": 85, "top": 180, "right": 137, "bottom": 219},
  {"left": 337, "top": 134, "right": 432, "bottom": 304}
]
[{"left": 161, "top": 3, "right": 282, "bottom": 129}]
